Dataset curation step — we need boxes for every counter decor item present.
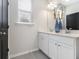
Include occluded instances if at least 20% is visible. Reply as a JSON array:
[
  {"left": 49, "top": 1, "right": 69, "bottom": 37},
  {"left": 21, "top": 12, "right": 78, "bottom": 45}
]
[
  {"left": 55, "top": 17, "right": 62, "bottom": 33},
  {"left": 54, "top": 4, "right": 65, "bottom": 33}
]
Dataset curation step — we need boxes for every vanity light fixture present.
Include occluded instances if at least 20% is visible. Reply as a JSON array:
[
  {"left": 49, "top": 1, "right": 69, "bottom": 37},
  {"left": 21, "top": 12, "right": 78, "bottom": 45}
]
[
  {"left": 48, "top": 2, "right": 57, "bottom": 10},
  {"left": 64, "top": 0, "right": 69, "bottom": 2}
]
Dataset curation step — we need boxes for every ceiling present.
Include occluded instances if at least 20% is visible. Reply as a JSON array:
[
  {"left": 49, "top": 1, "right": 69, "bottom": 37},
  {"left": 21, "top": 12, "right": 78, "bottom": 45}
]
[
  {"left": 62, "top": 0, "right": 79, "bottom": 6},
  {"left": 50, "top": 0, "right": 79, "bottom": 6}
]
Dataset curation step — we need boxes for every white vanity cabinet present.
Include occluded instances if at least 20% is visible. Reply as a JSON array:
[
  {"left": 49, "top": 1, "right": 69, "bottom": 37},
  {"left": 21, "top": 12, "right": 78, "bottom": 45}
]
[
  {"left": 60, "top": 44, "right": 74, "bottom": 59},
  {"left": 49, "top": 39, "right": 74, "bottom": 59},
  {"left": 48, "top": 35, "right": 74, "bottom": 59},
  {"left": 49, "top": 40, "right": 58, "bottom": 59},
  {"left": 38, "top": 32, "right": 79, "bottom": 59},
  {"left": 38, "top": 33, "right": 49, "bottom": 55}
]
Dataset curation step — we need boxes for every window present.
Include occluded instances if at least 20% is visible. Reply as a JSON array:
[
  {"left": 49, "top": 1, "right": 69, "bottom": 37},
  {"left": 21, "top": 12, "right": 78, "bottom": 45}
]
[{"left": 17, "top": 0, "right": 34, "bottom": 25}]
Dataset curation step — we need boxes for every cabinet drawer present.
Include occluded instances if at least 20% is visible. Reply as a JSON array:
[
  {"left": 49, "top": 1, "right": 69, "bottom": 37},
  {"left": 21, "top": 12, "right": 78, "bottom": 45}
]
[
  {"left": 59, "top": 36, "right": 74, "bottom": 46},
  {"left": 48, "top": 35, "right": 74, "bottom": 46},
  {"left": 38, "top": 33, "right": 49, "bottom": 39}
]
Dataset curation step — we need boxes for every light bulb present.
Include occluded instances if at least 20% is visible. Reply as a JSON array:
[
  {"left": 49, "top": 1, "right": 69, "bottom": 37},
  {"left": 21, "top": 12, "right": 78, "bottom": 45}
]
[
  {"left": 47, "top": 2, "right": 57, "bottom": 10},
  {"left": 65, "top": 0, "right": 69, "bottom": 2},
  {"left": 48, "top": 4, "right": 54, "bottom": 10}
]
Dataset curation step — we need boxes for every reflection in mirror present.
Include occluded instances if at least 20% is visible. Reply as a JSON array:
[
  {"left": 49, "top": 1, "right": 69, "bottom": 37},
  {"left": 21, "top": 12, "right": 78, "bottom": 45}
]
[
  {"left": 54, "top": 3, "right": 65, "bottom": 20},
  {"left": 47, "top": 2, "right": 65, "bottom": 32},
  {"left": 47, "top": 0, "right": 79, "bottom": 32}
]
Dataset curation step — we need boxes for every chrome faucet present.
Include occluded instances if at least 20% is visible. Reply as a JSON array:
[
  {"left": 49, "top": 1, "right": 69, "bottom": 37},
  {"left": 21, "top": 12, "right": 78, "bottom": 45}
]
[{"left": 65, "top": 28, "right": 72, "bottom": 33}]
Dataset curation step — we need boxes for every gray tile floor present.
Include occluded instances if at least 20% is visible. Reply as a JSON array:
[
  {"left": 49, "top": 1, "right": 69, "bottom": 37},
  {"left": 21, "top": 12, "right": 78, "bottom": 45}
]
[{"left": 11, "top": 50, "right": 50, "bottom": 59}]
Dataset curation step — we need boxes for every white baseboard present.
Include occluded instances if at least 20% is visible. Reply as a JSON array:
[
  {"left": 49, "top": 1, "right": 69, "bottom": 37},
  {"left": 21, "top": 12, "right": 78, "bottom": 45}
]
[{"left": 10, "top": 48, "right": 39, "bottom": 59}]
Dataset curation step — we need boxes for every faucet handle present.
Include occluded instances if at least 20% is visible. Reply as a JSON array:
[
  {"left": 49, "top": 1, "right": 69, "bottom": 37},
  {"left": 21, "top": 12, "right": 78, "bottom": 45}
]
[
  {"left": 65, "top": 28, "right": 72, "bottom": 33},
  {"left": 69, "top": 28, "right": 72, "bottom": 30}
]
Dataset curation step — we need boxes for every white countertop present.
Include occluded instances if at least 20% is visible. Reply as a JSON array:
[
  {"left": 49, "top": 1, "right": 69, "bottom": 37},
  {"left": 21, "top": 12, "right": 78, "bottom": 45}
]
[{"left": 38, "top": 30, "right": 79, "bottom": 38}]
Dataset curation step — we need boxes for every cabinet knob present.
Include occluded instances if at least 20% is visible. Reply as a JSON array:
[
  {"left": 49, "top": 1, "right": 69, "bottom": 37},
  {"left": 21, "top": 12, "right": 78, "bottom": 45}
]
[{"left": 58, "top": 44, "right": 61, "bottom": 46}]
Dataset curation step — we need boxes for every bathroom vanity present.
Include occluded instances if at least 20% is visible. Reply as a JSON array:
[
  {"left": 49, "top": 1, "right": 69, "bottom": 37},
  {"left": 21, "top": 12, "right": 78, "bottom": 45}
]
[{"left": 38, "top": 31, "right": 79, "bottom": 59}]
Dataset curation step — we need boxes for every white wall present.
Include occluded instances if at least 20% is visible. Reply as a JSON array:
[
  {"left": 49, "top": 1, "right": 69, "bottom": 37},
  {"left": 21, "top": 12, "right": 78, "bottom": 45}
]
[
  {"left": 33, "top": 0, "right": 48, "bottom": 31},
  {"left": 8, "top": 0, "right": 48, "bottom": 58}
]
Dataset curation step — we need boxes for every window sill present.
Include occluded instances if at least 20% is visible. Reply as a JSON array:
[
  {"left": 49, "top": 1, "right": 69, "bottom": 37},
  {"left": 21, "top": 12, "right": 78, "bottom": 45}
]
[{"left": 16, "top": 22, "right": 34, "bottom": 25}]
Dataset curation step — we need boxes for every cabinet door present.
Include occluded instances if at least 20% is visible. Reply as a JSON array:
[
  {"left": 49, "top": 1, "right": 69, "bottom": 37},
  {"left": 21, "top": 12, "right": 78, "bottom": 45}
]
[
  {"left": 49, "top": 40, "right": 58, "bottom": 59},
  {"left": 2, "top": 37, "right": 8, "bottom": 59},
  {"left": 39, "top": 36, "right": 43, "bottom": 50},
  {"left": 39, "top": 35, "right": 44, "bottom": 51},
  {"left": 58, "top": 43, "right": 62, "bottom": 59},
  {"left": 39, "top": 34, "right": 48, "bottom": 55},
  {"left": 59, "top": 44, "right": 74, "bottom": 59},
  {"left": 0, "top": 39, "right": 2, "bottom": 59}
]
